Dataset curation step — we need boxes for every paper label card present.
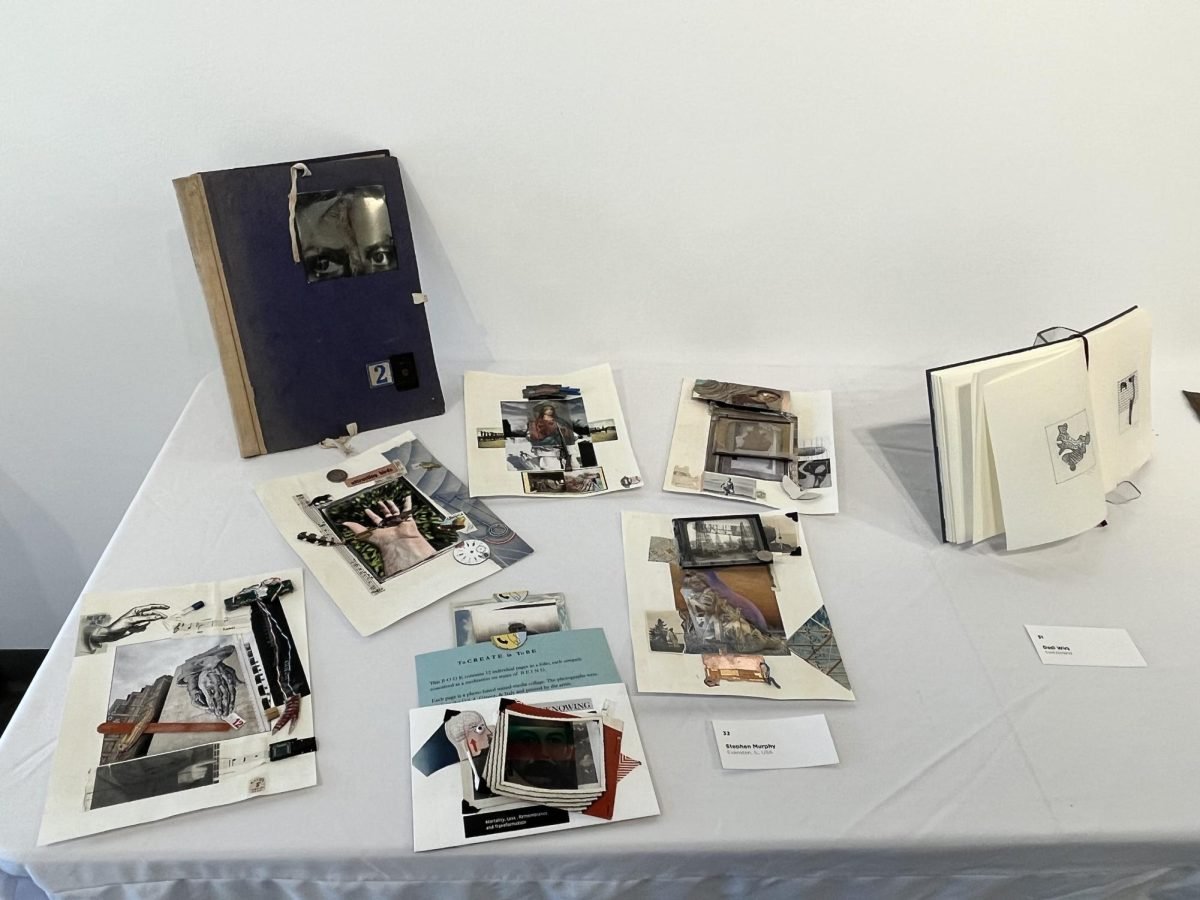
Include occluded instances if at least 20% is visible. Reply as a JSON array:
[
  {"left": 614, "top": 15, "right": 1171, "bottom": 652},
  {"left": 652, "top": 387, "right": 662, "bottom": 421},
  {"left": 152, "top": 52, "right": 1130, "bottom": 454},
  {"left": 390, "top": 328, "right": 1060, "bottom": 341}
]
[
  {"left": 711, "top": 715, "right": 839, "bottom": 770},
  {"left": 1024, "top": 625, "right": 1147, "bottom": 667}
]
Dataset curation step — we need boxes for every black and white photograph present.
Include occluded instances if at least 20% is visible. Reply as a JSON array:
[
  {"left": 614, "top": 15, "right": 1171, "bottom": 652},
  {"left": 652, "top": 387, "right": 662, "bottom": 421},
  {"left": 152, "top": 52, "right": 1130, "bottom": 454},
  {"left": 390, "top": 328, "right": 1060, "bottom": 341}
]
[
  {"left": 103, "top": 635, "right": 268, "bottom": 766},
  {"left": 790, "top": 457, "right": 834, "bottom": 491},
  {"left": 673, "top": 515, "right": 771, "bottom": 569},
  {"left": 89, "top": 744, "right": 220, "bottom": 811},
  {"left": 465, "top": 365, "right": 642, "bottom": 500},
  {"left": 647, "top": 536, "right": 679, "bottom": 564},
  {"left": 713, "top": 455, "right": 789, "bottom": 482},
  {"left": 647, "top": 611, "right": 685, "bottom": 653},
  {"left": 692, "top": 379, "right": 787, "bottom": 412},
  {"left": 293, "top": 185, "right": 398, "bottom": 282},
  {"left": 701, "top": 472, "right": 757, "bottom": 499}
]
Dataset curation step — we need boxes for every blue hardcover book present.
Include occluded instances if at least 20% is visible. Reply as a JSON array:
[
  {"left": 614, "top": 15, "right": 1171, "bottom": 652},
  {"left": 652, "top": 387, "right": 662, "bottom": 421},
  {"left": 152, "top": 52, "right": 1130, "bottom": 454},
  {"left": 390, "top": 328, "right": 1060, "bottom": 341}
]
[{"left": 175, "top": 150, "right": 445, "bottom": 456}]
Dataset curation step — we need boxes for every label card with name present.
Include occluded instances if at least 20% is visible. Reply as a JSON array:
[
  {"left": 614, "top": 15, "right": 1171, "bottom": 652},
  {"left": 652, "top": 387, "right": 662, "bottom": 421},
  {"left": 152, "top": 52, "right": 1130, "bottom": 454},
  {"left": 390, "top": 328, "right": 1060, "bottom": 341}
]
[
  {"left": 1024, "top": 625, "right": 1147, "bottom": 667},
  {"left": 711, "top": 715, "right": 840, "bottom": 770}
]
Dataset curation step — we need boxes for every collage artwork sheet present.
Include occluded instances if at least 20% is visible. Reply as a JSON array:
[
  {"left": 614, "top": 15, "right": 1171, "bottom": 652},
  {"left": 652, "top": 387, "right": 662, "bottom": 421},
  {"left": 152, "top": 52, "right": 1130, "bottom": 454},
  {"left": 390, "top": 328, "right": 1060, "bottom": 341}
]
[
  {"left": 464, "top": 364, "right": 642, "bottom": 498},
  {"left": 408, "top": 630, "right": 659, "bottom": 852},
  {"left": 256, "top": 432, "right": 533, "bottom": 636},
  {"left": 40, "top": 571, "right": 315, "bottom": 845},
  {"left": 622, "top": 511, "right": 854, "bottom": 701},
  {"left": 664, "top": 379, "right": 839, "bottom": 514}
]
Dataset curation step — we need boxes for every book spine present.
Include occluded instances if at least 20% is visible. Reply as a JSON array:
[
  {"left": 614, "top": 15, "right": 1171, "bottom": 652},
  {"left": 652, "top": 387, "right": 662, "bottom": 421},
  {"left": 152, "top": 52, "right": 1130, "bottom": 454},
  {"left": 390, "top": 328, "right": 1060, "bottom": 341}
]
[{"left": 173, "top": 175, "right": 267, "bottom": 457}]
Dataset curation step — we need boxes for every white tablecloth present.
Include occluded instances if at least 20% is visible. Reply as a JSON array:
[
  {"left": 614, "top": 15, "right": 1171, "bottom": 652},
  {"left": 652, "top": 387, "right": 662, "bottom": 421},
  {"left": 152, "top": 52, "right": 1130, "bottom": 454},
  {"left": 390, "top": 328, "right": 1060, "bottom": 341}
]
[{"left": 3, "top": 360, "right": 1199, "bottom": 899}]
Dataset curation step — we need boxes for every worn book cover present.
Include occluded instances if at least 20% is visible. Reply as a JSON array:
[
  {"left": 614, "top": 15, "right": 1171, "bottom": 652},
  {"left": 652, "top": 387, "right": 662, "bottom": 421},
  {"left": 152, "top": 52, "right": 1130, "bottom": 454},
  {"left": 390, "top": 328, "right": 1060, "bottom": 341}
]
[{"left": 175, "top": 150, "right": 445, "bottom": 457}]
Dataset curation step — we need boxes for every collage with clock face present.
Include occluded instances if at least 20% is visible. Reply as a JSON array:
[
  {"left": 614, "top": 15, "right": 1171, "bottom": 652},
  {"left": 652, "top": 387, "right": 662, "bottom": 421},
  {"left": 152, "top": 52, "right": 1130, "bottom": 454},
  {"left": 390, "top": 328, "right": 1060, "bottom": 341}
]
[{"left": 256, "top": 432, "right": 534, "bottom": 637}]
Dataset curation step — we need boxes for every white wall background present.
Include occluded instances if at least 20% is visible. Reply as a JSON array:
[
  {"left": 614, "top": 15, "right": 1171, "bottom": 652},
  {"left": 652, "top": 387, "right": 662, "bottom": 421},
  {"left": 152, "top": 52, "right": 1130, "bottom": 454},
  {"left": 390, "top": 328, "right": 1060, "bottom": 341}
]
[{"left": 2, "top": 2, "right": 1197, "bottom": 648}]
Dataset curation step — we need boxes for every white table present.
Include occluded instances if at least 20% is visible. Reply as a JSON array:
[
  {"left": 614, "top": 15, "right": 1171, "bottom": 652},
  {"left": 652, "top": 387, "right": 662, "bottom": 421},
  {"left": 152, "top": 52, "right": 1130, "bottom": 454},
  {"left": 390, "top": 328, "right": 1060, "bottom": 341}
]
[{"left": 3, "top": 360, "right": 1199, "bottom": 899}]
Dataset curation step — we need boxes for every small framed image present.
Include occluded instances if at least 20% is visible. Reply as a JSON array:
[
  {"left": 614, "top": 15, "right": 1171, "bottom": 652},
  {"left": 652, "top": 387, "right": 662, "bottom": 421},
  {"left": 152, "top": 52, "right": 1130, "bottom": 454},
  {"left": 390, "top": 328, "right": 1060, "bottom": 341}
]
[
  {"left": 710, "top": 415, "right": 794, "bottom": 459},
  {"left": 672, "top": 515, "right": 772, "bottom": 569}
]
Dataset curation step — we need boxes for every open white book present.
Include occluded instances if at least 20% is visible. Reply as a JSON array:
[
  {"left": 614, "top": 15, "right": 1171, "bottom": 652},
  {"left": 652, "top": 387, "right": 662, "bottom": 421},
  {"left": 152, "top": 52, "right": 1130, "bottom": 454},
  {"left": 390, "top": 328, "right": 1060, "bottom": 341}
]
[{"left": 927, "top": 307, "right": 1152, "bottom": 550}]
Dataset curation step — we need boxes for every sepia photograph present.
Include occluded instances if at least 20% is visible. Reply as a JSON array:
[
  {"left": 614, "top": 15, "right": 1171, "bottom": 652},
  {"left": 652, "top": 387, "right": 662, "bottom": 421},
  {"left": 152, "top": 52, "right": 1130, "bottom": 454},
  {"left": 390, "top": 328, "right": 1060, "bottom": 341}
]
[
  {"left": 692, "top": 379, "right": 787, "bottom": 412},
  {"left": 711, "top": 415, "right": 795, "bottom": 459}
]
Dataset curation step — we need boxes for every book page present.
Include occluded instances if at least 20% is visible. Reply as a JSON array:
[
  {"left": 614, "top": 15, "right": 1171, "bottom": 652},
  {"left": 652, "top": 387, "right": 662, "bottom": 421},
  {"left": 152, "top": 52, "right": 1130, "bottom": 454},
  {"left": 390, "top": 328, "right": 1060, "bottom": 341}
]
[
  {"left": 982, "top": 341, "right": 1106, "bottom": 550},
  {"left": 1084, "top": 307, "right": 1153, "bottom": 490},
  {"left": 930, "top": 341, "right": 1075, "bottom": 543},
  {"left": 968, "top": 347, "right": 1077, "bottom": 543}
]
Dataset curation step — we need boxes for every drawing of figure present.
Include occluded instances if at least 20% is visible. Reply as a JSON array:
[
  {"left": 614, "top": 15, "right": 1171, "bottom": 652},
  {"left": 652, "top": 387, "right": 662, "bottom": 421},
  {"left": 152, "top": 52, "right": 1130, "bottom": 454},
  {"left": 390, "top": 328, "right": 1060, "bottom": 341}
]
[{"left": 1055, "top": 424, "right": 1091, "bottom": 471}]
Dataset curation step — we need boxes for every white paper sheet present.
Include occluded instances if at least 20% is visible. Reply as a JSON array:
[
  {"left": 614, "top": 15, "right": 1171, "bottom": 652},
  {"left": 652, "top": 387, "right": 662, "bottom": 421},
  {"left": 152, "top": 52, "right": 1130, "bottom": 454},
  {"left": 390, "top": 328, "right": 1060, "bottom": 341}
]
[
  {"left": 256, "top": 432, "right": 533, "bottom": 636},
  {"left": 39, "top": 571, "right": 316, "bottom": 845},
  {"left": 1083, "top": 308, "right": 1154, "bottom": 491},
  {"left": 1024, "top": 625, "right": 1147, "bottom": 667},
  {"left": 409, "top": 683, "right": 659, "bottom": 851},
  {"left": 982, "top": 342, "right": 1106, "bottom": 550},
  {"left": 663, "top": 379, "right": 839, "bottom": 514},
  {"left": 711, "top": 715, "right": 840, "bottom": 769},
  {"left": 622, "top": 511, "right": 854, "bottom": 701},
  {"left": 463, "top": 364, "right": 642, "bottom": 498}
]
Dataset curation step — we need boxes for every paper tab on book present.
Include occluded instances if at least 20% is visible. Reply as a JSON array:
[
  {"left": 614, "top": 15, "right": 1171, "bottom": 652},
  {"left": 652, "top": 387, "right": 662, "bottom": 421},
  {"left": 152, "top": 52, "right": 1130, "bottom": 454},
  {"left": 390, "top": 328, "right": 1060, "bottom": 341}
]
[
  {"left": 1024, "top": 625, "right": 1146, "bottom": 667},
  {"left": 711, "top": 715, "right": 839, "bottom": 770}
]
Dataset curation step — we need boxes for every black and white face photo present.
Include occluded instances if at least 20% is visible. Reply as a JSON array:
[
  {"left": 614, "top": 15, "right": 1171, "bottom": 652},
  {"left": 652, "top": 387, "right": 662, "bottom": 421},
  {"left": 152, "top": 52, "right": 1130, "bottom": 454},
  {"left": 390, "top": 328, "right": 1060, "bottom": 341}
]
[{"left": 294, "top": 185, "right": 398, "bottom": 282}]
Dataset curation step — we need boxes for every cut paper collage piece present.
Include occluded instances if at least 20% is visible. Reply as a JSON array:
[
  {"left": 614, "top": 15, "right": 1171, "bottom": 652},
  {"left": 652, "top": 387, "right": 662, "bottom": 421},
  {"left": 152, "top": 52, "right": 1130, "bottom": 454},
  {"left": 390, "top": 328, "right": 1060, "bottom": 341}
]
[
  {"left": 409, "top": 629, "right": 659, "bottom": 851},
  {"left": 623, "top": 510, "right": 854, "bottom": 701},
  {"left": 663, "top": 377, "right": 839, "bottom": 514},
  {"left": 40, "top": 571, "right": 316, "bottom": 845},
  {"left": 464, "top": 364, "right": 642, "bottom": 498},
  {"left": 451, "top": 592, "right": 571, "bottom": 649},
  {"left": 257, "top": 432, "right": 533, "bottom": 636}
]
